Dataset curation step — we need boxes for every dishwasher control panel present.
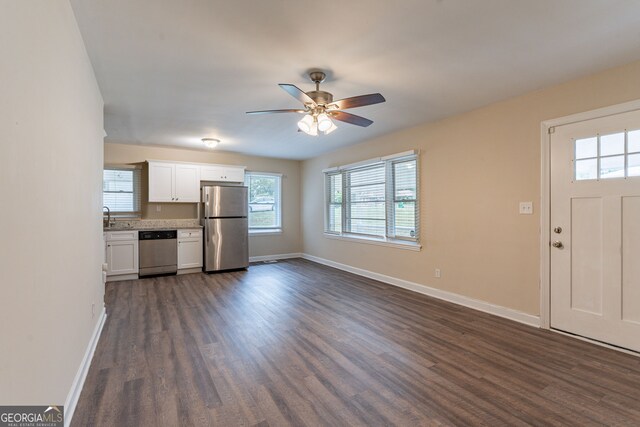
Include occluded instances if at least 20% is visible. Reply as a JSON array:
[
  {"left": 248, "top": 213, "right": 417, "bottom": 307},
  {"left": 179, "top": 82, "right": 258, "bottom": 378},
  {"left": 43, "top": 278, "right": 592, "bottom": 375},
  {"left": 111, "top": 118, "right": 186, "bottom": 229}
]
[{"left": 139, "top": 230, "right": 177, "bottom": 240}]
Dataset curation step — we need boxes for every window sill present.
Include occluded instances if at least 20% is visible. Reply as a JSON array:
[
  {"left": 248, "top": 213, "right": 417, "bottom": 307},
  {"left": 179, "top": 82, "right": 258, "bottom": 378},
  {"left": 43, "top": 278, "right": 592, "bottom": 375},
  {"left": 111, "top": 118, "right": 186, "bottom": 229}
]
[
  {"left": 249, "top": 229, "right": 282, "bottom": 236},
  {"left": 323, "top": 233, "right": 422, "bottom": 251}
]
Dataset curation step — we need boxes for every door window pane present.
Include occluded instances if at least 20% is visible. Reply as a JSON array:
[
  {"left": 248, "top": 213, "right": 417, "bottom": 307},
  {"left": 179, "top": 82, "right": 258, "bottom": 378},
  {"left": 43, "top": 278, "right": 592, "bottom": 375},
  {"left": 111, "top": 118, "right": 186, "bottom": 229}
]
[
  {"left": 629, "top": 130, "right": 640, "bottom": 153},
  {"left": 600, "top": 155, "right": 625, "bottom": 179},
  {"left": 575, "top": 137, "right": 598, "bottom": 159},
  {"left": 575, "top": 159, "right": 598, "bottom": 181},
  {"left": 600, "top": 132, "right": 625, "bottom": 156},
  {"left": 628, "top": 153, "right": 640, "bottom": 177}
]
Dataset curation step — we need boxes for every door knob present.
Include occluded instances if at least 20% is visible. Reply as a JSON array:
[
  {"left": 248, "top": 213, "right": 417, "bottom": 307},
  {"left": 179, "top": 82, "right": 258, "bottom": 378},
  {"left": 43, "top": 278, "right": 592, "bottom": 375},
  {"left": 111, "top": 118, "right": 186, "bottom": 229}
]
[{"left": 552, "top": 241, "right": 564, "bottom": 249}]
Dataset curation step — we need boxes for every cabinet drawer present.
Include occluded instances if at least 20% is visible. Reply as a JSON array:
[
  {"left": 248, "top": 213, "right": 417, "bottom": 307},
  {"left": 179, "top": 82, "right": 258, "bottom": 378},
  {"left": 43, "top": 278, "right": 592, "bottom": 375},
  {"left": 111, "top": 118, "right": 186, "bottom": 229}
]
[
  {"left": 107, "top": 230, "right": 138, "bottom": 241},
  {"left": 178, "top": 229, "right": 202, "bottom": 239}
]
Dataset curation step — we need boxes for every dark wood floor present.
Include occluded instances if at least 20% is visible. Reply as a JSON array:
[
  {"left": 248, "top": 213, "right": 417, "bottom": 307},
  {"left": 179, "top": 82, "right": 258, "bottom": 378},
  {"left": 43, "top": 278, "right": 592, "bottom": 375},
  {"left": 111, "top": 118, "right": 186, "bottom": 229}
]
[{"left": 71, "top": 258, "right": 640, "bottom": 426}]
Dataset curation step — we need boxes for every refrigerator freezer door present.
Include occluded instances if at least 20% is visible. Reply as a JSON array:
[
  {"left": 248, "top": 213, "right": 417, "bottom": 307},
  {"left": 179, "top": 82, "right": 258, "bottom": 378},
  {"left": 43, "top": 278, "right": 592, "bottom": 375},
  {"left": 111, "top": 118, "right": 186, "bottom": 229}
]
[
  {"left": 204, "top": 218, "right": 249, "bottom": 271},
  {"left": 203, "top": 186, "right": 248, "bottom": 218}
]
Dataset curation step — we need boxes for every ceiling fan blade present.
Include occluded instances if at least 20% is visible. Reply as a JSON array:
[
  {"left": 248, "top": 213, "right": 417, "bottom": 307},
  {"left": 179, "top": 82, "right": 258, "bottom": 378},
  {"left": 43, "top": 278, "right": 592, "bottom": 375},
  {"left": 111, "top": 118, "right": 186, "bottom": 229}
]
[
  {"left": 330, "top": 111, "right": 373, "bottom": 127},
  {"left": 328, "top": 93, "right": 385, "bottom": 110},
  {"left": 279, "top": 84, "right": 317, "bottom": 106},
  {"left": 246, "top": 109, "right": 306, "bottom": 115}
]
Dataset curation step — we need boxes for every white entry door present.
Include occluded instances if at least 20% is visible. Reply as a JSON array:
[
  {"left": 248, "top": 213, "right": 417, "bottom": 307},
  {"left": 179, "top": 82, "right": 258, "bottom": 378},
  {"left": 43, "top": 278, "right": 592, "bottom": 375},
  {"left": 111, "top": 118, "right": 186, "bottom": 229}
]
[{"left": 550, "top": 109, "right": 640, "bottom": 352}]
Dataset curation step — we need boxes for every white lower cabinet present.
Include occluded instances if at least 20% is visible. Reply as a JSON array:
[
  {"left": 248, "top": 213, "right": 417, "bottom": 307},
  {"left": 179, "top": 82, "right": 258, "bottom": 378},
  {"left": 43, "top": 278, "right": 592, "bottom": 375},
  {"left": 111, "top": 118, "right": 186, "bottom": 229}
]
[
  {"left": 178, "top": 229, "right": 202, "bottom": 270},
  {"left": 106, "top": 231, "right": 139, "bottom": 280}
]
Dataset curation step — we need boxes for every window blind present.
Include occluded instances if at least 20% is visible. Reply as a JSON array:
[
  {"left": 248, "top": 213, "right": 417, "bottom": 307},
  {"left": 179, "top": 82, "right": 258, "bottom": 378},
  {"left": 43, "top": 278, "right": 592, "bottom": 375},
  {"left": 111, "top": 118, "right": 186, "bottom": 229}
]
[
  {"left": 388, "top": 159, "right": 418, "bottom": 239},
  {"left": 325, "top": 172, "right": 342, "bottom": 234},
  {"left": 345, "top": 163, "right": 386, "bottom": 237},
  {"left": 324, "top": 152, "right": 419, "bottom": 242},
  {"left": 103, "top": 166, "right": 141, "bottom": 216}
]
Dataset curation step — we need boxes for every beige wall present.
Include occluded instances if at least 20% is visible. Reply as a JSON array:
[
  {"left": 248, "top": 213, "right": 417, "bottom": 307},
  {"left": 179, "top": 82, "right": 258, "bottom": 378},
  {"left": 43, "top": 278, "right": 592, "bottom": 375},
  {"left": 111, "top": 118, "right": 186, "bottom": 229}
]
[
  {"left": 0, "top": 1, "right": 104, "bottom": 406},
  {"left": 302, "top": 60, "right": 640, "bottom": 316},
  {"left": 104, "top": 143, "right": 302, "bottom": 257}
]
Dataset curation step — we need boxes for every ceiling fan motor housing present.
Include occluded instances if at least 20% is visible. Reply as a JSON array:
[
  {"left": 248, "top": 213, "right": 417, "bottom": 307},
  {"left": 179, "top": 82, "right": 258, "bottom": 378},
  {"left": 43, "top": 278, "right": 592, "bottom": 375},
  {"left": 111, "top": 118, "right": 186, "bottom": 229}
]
[{"left": 306, "top": 90, "right": 333, "bottom": 106}]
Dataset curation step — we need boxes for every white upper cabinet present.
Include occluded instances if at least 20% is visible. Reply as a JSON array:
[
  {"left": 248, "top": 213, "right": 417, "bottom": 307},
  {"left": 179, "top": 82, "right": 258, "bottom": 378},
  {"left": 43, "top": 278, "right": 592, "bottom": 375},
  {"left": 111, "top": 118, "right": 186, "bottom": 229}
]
[
  {"left": 148, "top": 160, "right": 245, "bottom": 203},
  {"left": 148, "top": 161, "right": 200, "bottom": 203},
  {"left": 174, "top": 164, "right": 200, "bottom": 202},
  {"left": 148, "top": 162, "right": 174, "bottom": 202},
  {"left": 200, "top": 165, "right": 245, "bottom": 182}
]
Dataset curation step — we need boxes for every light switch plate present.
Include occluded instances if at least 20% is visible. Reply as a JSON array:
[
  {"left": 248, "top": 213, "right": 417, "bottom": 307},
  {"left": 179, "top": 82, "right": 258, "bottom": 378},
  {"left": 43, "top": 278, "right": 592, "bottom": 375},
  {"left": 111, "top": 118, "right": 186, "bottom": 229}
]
[{"left": 519, "top": 201, "right": 533, "bottom": 215}]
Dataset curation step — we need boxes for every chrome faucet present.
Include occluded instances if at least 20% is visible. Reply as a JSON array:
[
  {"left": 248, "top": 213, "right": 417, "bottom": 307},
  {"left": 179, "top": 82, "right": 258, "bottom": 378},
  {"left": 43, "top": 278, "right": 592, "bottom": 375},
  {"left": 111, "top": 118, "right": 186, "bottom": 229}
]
[{"left": 103, "top": 206, "right": 111, "bottom": 229}]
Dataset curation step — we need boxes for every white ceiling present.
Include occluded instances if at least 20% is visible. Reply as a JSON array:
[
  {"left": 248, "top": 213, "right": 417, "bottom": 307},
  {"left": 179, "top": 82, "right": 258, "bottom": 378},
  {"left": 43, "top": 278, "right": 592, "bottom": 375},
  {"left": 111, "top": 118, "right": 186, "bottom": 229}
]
[{"left": 71, "top": 0, "right": 640, "bottom": 160}]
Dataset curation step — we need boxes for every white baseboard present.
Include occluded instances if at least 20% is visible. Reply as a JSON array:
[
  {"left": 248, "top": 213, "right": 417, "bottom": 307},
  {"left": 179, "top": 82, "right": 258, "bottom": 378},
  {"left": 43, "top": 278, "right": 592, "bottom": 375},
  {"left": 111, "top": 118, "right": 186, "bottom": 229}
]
[
  {"left": 64, "top": 307, "right": 107, "bottom": 427},
  {"left": 249, "top": 252, "right": 302, "bottom": 263},
  {"left": 301, "top": 254, "right": 540, "bottom": 328}
]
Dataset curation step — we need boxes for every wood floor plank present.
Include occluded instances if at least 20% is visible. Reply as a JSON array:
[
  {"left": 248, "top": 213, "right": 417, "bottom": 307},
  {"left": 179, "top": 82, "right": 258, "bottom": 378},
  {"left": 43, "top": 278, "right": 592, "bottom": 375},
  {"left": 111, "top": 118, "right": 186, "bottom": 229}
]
[{"left": 71, "top": 259, "right": 640, "bottom": 426}]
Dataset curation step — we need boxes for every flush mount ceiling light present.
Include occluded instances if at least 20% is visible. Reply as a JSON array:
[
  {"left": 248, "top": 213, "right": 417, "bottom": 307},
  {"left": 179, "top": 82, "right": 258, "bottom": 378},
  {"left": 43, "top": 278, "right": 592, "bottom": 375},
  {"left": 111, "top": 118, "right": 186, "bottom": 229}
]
[
  {"left": 202, "top": 138, "right": 220, "bottom": 148},
  {"left": 246, "top": 70, "right": 385, "bottom": 136}
]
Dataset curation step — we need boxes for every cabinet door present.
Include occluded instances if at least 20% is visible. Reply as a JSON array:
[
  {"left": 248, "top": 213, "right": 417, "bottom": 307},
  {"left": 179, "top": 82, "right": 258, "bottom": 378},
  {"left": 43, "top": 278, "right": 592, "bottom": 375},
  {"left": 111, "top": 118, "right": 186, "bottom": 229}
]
[
  {"left": 200, "top": 166, "right": 226, "bottom": 181},
  {"left": 106, "top": 240, "right": 139, "bottom": 275},
  {"left": 149, "top": 162, "right": 175, "bottom": 202},
  {"left": 174, "top": 164, "right": 200, "bottom": 202},
  {"left": 223, "top": 167, "right": 245, "bottom": 183},
  {"left": 178, "top": 238, "right": 202, "bottom": 269}
]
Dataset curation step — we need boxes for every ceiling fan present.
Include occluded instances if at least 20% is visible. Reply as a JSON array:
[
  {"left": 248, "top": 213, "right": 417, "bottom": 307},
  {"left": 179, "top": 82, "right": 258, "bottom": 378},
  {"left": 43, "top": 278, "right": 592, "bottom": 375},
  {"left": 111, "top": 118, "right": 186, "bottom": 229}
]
[{"left": 246, "top": 71, "right": 385, "bottom": 136}]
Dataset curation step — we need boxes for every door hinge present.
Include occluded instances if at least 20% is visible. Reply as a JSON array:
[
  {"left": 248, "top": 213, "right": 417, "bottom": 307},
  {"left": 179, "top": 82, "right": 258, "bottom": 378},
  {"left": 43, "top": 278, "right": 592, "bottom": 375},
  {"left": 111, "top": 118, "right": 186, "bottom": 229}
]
[{"left": 548, "top": 127, "right": 556, "bottom": 134}]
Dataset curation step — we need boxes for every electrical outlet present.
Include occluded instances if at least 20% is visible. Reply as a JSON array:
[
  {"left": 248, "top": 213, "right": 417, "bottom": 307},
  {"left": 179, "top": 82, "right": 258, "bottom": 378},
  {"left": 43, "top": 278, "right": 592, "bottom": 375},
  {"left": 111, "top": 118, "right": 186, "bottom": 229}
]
[
  {"left": 434, "top": 268, "right": 441, "bottom": 278},
  {"left": 519, "top": 201, "right": 533, "bottom": 215},
  {"left": 156, "top": 205, "right": 161, "bottom": 212},
  {"left": 91, "top": 303, "right": 95, "bottom": 318}
]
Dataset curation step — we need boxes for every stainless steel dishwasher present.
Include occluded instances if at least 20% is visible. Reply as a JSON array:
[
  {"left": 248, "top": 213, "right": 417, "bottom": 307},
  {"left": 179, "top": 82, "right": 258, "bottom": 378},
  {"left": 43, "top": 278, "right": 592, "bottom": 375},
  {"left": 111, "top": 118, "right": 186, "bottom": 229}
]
[{"left": 138, "top": 230, "right": 177, "bottom": 277}]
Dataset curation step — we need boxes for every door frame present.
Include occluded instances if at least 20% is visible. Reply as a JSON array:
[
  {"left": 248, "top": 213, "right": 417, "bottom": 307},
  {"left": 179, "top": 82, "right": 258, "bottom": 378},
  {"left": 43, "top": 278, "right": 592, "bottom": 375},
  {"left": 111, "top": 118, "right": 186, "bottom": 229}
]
[{"left": 539, "top": 99, "right": 640, "bottom": 329}]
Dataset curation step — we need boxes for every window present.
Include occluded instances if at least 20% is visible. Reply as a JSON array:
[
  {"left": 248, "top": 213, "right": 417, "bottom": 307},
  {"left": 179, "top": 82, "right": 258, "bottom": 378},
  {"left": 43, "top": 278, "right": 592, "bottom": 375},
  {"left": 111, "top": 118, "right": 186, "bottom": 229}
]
[
  {"left": 245, "top": 172, "right": 282, "bottom": 232},
  {"left": 103, "top": 166, "right": 141, "bottom": 217},
  {"left": 575, "top": 129, "right": 640, "bottom": 180},
  {"left": 324, "top": 152, "right": 419, "bottom": 246}
]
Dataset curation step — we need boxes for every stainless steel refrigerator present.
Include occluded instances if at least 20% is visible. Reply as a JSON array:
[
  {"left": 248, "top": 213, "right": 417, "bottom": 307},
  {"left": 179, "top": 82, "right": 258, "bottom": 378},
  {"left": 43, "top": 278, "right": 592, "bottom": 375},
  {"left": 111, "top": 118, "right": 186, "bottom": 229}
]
[{"left": 201, "top": 185, "right": 249, "bottom": 272}]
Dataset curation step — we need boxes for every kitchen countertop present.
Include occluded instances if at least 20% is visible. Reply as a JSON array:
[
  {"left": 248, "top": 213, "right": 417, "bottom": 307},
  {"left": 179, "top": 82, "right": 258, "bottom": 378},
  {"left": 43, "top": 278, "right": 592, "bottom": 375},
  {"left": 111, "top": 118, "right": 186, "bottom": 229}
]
[
  {"left": 103, "top": 219, "right": 203, "bottom": 232},
  {"left": 104, "top": 226, "right": 203, "bottom": 232}
]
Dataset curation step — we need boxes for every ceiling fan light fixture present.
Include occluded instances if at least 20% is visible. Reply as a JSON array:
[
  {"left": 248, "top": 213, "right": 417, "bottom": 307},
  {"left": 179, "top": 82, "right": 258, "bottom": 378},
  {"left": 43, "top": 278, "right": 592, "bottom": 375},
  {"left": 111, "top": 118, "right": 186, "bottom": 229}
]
[
  {"left": 316, "top": 113, "right": 333, "bottom": 132},
  {"left": 297, "top": 114, "right": 314, "bottom": 133},
  {"left": 308, "top": 120, "right": 318, "bottom": 136},
  {"left": 323, "top": 121, "right": 338, "bottom": 135},
  {"left": 202, "top": 138, "right": 220, "bottom": 148}
]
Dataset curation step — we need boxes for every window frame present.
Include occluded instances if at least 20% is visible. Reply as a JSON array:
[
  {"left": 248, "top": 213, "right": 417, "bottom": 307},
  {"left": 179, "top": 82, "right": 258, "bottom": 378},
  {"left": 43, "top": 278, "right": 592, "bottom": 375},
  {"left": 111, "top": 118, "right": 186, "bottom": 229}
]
[
  {"left": 245, "top": 171, "right": 282, "bottom": 234},
  {"left": 103, "top": 165, "right": 142, "bottom": 218},
  {"left": 323, "top": 151, "right": 420, "bottom": 249}
]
